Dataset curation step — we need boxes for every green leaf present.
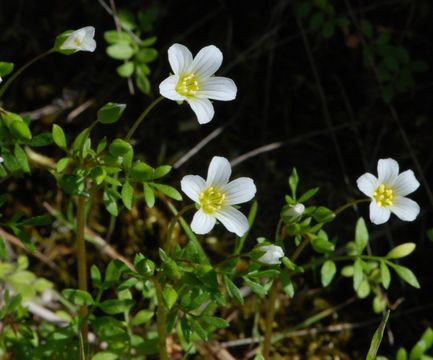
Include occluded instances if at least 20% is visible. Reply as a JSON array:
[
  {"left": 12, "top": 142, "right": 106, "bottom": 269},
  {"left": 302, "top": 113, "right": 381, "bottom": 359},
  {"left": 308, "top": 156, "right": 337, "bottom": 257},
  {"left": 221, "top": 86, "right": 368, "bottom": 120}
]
[
  {"left": 380, "top": 261, "right": 391, "bottom": 289},
  {"left": 353, "top": 258, "right": 364, "bottom": 290},
  {"left": 72, "top": 128, "right": 90, "bottom": 153},
  {"left": 298, "top": 187, "right": 319, "bottom": 203},
  {"left": 0, "top": 61, "right": 14, "bottom": 76},
  {"left": 357, "top": 279, "right": 370, "bottom": 298},
  {"left": 20, "top": 215, "right": 51, "bottom": 226},
  {"left": 56, "top": 157, "right": 69, "bottom": 173},
  {"left": 396, "top": 348, "right": 407, "bottom": 360},
  {"left": 136, "top": 70, "right": 151, "bottom": 94},
  {"left": 201, "top": 316, "right": 229, "bottom": 329},
  {"left": 99, "top": 299, "right": 134, "bottom": 315},
  {"left": 151, "top": 183, "right": 182, "bottom": 201},
  {"left": 106, "top": 43, "right": 135, "bottom": 60},
  {"left": 118, "top": 9, "right": 137, "bottom": 30},
  {"left": 366, "top": 310, "right": 390, "bottom": 360},
  {"left": 59, "top": 174, "right": 85, "bottom": 195},
  {"left": 135, "top": 48, "right": 158, "bottom": 63},
  {"left": 105, "top": 259, "right": 128, "bottom": 283},
  {"left": 97, "top": 102, "right": 126, "bottom": 124},
  {"left": 11, "top": 226, "right": 35, "bottom": 252},
  {"left": 289, "top": 168, "right": 299, "bottom": 198},
  {"left": 389, "top": 263, "right": 420, "bottom": 288},
  {"left": 409, "top": 328, "right": 433, "bottom": 359},
  {"left": 162, "top": 286, "right": 178, "bottom": 310},
  {"left": 143, "top": 183, "right": 155, "bottom": 208},
  {"left": 116, "top": 62, "right": 134, "bottom": 77},
  {"left": 52, "top": 124, "right": 67, "bottom": 150},
  {"left": 355, "top": 217, "right": 369, "bottom": 254},
  {"left": 103, "top": 189, "right": 119, "bottom": 216},
  {"left": 321, "top": 260, "right": 336, "bottom": 287},
  {"left": 153, "top": 165, "right": 172, "bottom": 178},
  {"left": 109, "top": 138, "right": 132, "bottom": 157},
  {"left": 280, "top": 271, "right": 295, "bottom": 297},
  {"left": 90, "top": 264, "right": 102, "bottom": 286},
  {"left": 121, "top": 181, "right": 134, "bottom": 210},
  {"left": 62, "top": 289, "right": 94, "bottom": 306},
  {"left": 104, "top": 30, "right": 133, "bottom": 44},
  {"left": 386, "top": 243, "right": 416, "bottom": 259},
  {"left": 311, "top": 236, "right": 335, "bottom": 253},
  {"left": 24, "top": 132, "right": 53, "bottom": 147},
  {"left": 244, "top": 277, "right": 268, "bottom": 296},
  {"left": 10, "top": 120, "right": 32, "bottom": 140},
  {"left": 224, "top": 276, "right": 244, "bottom": 304},
  {"left": 0, "top": 235, "right": 7, "bottom": 260},
  {"left": 91, "top": 352, "right": 118, "bottom": 360},
  {"left": 13, "top": 144, "right": 30, "bottom": 173},
  {"left": 313, "top": 206, "right": 335, "bottom": 223},
  {"left": 131, "top": 309, "right": 154, "bottom": 326}
]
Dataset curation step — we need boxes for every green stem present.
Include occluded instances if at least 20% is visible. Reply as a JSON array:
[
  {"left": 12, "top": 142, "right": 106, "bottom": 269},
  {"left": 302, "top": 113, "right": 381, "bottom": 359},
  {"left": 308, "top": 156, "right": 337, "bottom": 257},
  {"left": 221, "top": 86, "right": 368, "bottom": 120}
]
[
  {"left": 125, "top": 96, "right": 164, "bottom": 141},
  {"left": 262, "top": 236, "right": 310, "bottom": 358},
  {"left": 153, "top": 276, "right": 169, "bottom": 360},
  {"left": 165, "top": 204, "right": 196, "bottom": 253},
  {"left": 0, "top": 49, "right": 53, "bottom": 99},
  {"left": 76, "top": 195, "right": 89, "bottom": 355},
  {"left": 333, "top": 198, "right": 370, "bottom": 216}
]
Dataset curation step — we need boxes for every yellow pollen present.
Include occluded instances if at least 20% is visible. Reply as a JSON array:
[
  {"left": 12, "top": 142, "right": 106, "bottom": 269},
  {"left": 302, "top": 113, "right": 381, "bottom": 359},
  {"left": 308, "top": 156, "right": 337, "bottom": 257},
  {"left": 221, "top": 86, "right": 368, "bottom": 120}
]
[
  {"left": 176, "top": 73, "right": 199, "bottom": 97},
  {"left": 73, "top": 36, "right": 82, "bottom": 47},
  {"left": 199, "top": 186, "right": 226, "bottom": 214},
  {"left": 373, "top": 183, "right": 395, "bottom": 207}
]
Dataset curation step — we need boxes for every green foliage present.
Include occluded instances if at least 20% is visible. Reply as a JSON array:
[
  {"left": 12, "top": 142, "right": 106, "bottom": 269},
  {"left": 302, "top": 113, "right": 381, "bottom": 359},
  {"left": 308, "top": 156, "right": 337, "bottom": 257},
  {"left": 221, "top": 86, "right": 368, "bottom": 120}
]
[{"left": 104, "top": 6, "right": 159, "bottom": 95}]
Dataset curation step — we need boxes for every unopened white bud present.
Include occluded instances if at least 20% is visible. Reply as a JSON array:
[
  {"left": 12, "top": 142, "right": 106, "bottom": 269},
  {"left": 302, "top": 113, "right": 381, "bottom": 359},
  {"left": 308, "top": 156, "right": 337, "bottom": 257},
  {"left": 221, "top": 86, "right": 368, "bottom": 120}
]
[{"left": 258, "top": 245, "right": 284, "bottom": 265}]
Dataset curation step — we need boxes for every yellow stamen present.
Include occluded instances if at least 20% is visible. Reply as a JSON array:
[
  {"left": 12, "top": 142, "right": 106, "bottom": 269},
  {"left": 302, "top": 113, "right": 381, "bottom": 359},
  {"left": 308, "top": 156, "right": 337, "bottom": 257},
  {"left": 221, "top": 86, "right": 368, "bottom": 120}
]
[
  {"left": 176, "top": 73, "right": 199, "bottom": 97},
  {"left": 199, "top": 186, "right": 226, "bottom": 214},
  {"left": 73, "top": 36, "right": 82, "bottom": 47},
  {"left": 373, "top": 183, "right": 395, "bottom": 207}
]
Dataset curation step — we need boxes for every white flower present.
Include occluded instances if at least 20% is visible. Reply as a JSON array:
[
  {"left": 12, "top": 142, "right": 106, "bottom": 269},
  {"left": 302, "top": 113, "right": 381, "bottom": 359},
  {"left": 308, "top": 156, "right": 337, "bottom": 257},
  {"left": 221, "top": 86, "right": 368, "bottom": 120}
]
[
  {"left": 159, "top": 44, "right": 237, "bottom": 125},
  {"left": 0, "top": 76, "right": 2, "bottom": 84},
  {"left": 357, "top": 158, "right": 420, "bottom": 225},
  {"left": 181, "top": 156, "right": 256, "bottom": 236},
  {"left": 0, "top": 156, "right": 3, "bottom": 163},
  {"left": 60, "top": 26, "right": 96, "bottom": 52},
  {"left": 257, "top": 245, "right": 284, "bottom": 265},
  {"left": 284, "top": 203, "right": 305, "bottom": 220}
]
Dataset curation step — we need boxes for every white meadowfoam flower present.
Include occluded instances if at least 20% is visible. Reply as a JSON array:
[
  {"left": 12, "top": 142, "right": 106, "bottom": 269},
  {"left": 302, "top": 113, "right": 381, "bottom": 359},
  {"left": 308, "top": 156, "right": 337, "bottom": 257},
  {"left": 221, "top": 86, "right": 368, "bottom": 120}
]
[
  {"left": 0, "top": 76, "right": 2, "bottom": 84},
  {"left": 181, "top": 156, "right": 256, "bottom": 236},
  {"left": 257, "top": 245, "right": 284, "bottom": 265},
  {"left": 357, "top": 158, "right": 420, "bottom": 225},
  {"left": 60, "top": 26, "right": 96, "bottom": 52},
  {"left": 284, "top": 203, "right": 305, "bottom": 220},
  {"left": 0, "top": 156, "right": 3, "bottom": 163},
  {"left": 159, "top": 44, "right": 237, "bottom": 125}
]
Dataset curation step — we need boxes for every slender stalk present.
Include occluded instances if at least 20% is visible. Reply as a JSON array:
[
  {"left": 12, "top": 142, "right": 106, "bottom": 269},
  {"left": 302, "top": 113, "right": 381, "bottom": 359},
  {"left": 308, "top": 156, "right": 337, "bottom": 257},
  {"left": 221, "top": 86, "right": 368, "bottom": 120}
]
[
  {"left": 76, "top": 195, "right": 89, "bottom": 353},
  {"left": 125, "top": 96, "right": 164, "bottom": 141},
  {"left": 153, "top": 276, "right": 169, "bottom": 360},
  {"left": 262, "top": 236, "right": 310, "bottom": 358},
  {"left": 263, "top": 280, "right": 278, "bottom": 359},
  {"left": 0, "top": 49, "right": 53, "bottom": 98},
  {"left": 333, "top": 198, "right": 370, "bottom": 216},
  {"left": 165, "top": 204, "right": 196, "bottom": 252}
]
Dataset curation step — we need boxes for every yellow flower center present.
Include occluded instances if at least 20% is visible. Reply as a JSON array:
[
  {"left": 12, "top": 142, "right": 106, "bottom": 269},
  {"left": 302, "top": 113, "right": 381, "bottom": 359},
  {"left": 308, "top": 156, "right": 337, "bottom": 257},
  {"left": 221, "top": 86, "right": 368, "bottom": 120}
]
[
  {"left": 73, "top": 36, "right": 82, "bottom": 47},
  {"left": 176, "top": 73, "right": 199, "bottom": 97},
  {"left": 373, "top": 184, "right": 395, "bottom": 207},
  {"left": 199, "top": 186, "right": 225, "bottom": 214}
]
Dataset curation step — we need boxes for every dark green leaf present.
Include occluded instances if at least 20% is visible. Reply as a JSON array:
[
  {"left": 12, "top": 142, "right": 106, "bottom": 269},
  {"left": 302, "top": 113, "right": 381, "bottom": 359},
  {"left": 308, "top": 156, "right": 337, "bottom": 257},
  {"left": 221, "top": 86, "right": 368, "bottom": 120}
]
[
  {"left": 63, "top": 289, "right": 94, "bottom": 306},
  {"left": 52, "top": 124, "right": 67, "bottom": 150},
  {"left": 121, "top": 181, "right": 134, "bottom": 210},
  {"left": 99, "top": 299, "right": 134, "bottom": 315},
  {"left": 224, "top": 276, "right": 244, "bottom": 304},
  {"left": 97, "top": 103, "right": 126, "bottom": 124},
  {"left": 151, "top": 183, "right": 182, "bottom": 200}
]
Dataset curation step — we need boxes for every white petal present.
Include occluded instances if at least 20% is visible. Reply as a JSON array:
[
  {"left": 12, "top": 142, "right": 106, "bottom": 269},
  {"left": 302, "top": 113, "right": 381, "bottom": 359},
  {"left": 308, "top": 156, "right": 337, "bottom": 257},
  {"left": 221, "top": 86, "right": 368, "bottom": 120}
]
[
  {"left": 206, "top": 156, "right": 231, "bottom": 187},
  {"left": 356, "top": 173, "right": 378, "bottom": 197},
  {"left": 215, "top": 206, "right": 249, "bottom": 237},
  {"left": 181, "top": 175, "right": 206, "bottom": 203},
  {"left": 83, "top": 26, "right": 95, "bottom": 39},
  {"left": 196, "top": 77, "right": 237, "bottom": 101},
  {"left": 223, "top": 177, "right": 256, "bottom": 205},
  {"left": 159, "top": 75, "right": 184, "bottom": 101},
  {"left": 392, "top": 170, "right": 420, "bottom": 197},
  {"left": 82, "top": 38, "right": 96, "bottom": 52},
  {"left": 189, "top": 45, "right": 223, "bottom": 79},
  {"left": 168, "top": 44, "right": 193, "bottom": 75},
  {"left": 369, "top": 201, "right": 391, "bottom": 225},
  {"left": 390, "top": 197, "right": 420, "bottom": 222},
  {"left": 377, "top": 158, "right": 399, "bottom": 184},
  {"left": 186, "top": 97, "right": 214, "bottom": 124},
  {"left": 190, "top": 209, "right": 216, "bottom": 234}
]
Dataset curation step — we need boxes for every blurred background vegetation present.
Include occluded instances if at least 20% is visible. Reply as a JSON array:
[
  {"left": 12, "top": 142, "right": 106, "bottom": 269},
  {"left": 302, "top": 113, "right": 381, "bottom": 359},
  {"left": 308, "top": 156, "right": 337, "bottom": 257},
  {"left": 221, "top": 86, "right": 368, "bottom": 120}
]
[{"left": 1, "top": 0, "right": 433, "bottom": 357}]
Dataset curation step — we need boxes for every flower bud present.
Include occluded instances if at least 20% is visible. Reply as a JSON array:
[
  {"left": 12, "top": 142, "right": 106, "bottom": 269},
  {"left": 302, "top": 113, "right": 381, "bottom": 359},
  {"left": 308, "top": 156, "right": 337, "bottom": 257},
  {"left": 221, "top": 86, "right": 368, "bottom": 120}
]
[
  {"left": 257, "top": 245, "right": 284, "bottom": 265},
  {"left": 283, "top": 203, "right": 305, "bottom": 221}
]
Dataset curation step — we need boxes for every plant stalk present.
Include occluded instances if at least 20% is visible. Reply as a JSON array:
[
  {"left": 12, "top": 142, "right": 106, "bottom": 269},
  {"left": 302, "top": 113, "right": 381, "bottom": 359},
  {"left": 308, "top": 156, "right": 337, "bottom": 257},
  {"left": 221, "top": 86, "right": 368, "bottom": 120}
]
[
  {"left": 153, "top": 276, "right": 169, "bottom": 360},
  {"left": 125, "top": 96, "right": 164, "bottom": 141},
  {"left": 0, "top": 49, "right": 53, "bottom": 99},
  {"left": 76, "top": 195, "right": 89, "bottom": 351}
]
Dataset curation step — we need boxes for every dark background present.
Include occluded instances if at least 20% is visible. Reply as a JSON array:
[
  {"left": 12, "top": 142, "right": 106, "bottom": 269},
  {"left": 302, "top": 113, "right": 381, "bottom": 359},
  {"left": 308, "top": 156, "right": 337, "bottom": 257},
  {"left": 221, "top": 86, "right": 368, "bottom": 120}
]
[{"left": 1, "top": 0, "right": 433, "bottom": 357}]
